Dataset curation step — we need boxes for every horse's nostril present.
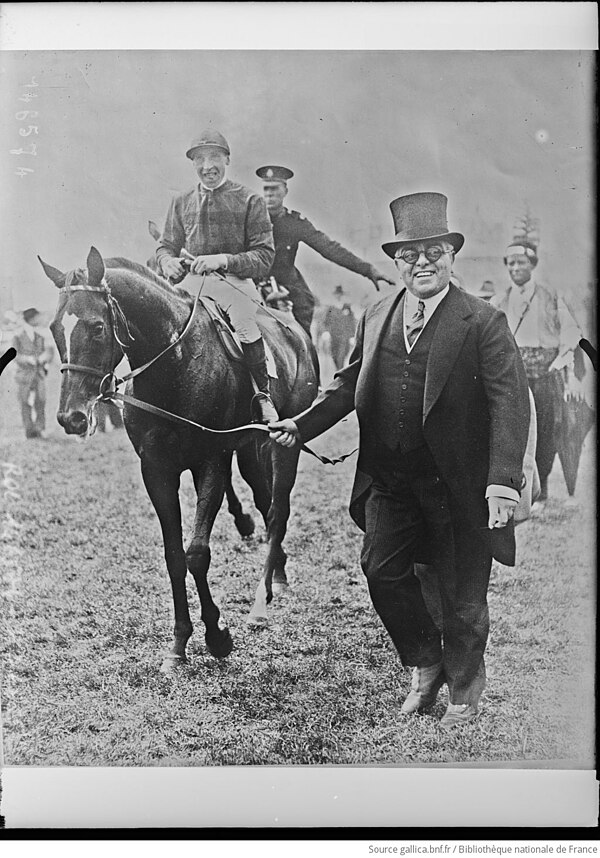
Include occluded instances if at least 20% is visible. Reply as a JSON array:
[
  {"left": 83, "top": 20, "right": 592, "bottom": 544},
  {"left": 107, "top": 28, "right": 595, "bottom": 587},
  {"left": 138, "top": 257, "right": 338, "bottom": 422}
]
[{"left": 58, "top": 410, "right": 88, "bottom": 435}]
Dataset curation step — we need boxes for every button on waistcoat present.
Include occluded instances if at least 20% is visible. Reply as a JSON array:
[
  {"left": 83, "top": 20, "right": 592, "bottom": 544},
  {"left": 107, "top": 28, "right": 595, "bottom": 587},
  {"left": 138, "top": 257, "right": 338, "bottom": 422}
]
[{"left": 373, "top": 296, "right": 442, "bottom": 453}]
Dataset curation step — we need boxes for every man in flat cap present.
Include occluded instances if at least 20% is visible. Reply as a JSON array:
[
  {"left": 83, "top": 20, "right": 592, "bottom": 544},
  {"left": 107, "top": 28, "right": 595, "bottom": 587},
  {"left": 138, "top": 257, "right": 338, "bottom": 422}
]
[
  {"left": 155, "top": 130, "right": 278, "bottom": 422},
  {"left": 256, "top": 165, "right": 394, "bottom": 336},
  {"left": 270, "top": 192, "right": 530, "bottom": 728},
  {"left": 12, "top": 307, "right": 54, "bottom": 438},
  {"left": 491, "top": 238, "right": 582, "bottom": 502}
]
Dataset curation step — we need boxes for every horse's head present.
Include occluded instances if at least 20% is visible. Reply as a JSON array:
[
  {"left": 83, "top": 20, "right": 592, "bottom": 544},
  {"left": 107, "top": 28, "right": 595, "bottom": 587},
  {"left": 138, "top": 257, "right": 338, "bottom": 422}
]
[{"left": 39, "top": 246, "right": 126, "bottom": 437}]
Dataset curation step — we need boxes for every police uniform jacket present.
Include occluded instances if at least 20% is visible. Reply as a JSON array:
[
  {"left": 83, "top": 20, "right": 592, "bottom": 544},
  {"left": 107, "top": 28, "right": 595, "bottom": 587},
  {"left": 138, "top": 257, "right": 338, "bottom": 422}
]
[
  {"left": 269, "top": 208, "right": 373, "bottom": 294},
  {"left": 293, "top": 283, "right": 530, "bottom": 566}
]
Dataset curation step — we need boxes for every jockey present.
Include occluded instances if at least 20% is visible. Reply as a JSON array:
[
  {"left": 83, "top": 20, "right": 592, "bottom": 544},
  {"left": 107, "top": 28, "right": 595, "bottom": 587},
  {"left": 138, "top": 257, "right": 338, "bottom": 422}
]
[{"left": 155, "top": 130, "right": 279, "bottom": 423}]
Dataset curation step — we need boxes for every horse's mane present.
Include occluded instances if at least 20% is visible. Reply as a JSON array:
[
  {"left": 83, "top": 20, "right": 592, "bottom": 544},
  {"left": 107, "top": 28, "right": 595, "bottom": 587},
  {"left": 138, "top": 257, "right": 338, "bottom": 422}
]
[{"left": 104, "top": 257, "right": 194, "bottom": 307}]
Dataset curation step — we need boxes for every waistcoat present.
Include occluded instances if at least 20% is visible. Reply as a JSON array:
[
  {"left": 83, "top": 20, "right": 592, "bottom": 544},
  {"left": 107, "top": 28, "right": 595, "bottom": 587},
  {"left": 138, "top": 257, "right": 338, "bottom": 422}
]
[{"left": 372, "top": 296, "right": 442, "bottom": 453}]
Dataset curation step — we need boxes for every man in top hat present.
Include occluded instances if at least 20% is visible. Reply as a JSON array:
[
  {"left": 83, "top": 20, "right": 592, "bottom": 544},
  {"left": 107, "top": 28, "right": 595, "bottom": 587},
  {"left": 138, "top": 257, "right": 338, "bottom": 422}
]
[
  {"left": 155, "top": 130, "right": 278, "bottom": 423},
  {"left": 256, "top": 165, "right": 394, "bottom": 336},
  {"left": 269, "top": 192, "right": 530, "bottom": 727},
  {"left": 11, "top": 307, "right": 54, "bottom": 438},
  {"left": 491, "top": 239, "right": 582, "bottom": 502}
]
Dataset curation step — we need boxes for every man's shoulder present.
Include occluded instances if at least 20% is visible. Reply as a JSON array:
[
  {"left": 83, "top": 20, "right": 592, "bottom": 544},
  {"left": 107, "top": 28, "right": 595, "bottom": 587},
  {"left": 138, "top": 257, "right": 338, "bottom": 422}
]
[
  {"left": 449, "top": 285, "right": 506, "bottom": 325},
  {"left": 223, "top": 180, "right": 262, "bottom": 203},
  {"left": 363, "top": 289, "right": 403, "bottom": 321},
  {"left": 287, "top": 209, "right": 315, "bottom": 229}
]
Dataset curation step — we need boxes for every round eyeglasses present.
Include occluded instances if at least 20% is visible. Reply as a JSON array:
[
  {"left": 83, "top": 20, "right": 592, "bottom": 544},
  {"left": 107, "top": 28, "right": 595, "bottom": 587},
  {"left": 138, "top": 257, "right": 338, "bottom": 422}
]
[{"left": 395, "top": 246, "right": 452, "bottom": 265}]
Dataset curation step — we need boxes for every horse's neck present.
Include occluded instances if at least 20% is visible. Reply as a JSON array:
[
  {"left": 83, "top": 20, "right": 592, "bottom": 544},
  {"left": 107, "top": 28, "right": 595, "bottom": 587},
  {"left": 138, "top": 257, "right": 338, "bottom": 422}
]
[{"left": 110, "top": 275, "right": 191, "bottom": 366}]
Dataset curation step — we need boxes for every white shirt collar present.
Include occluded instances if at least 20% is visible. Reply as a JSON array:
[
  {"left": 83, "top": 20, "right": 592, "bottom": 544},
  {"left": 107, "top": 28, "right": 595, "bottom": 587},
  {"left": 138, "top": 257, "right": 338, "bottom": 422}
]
[
  {"left": 404, "top": 284, "right": 450, "bottom": 318},
  {"left": 402, "top": 285, "right": 449, "bottom": 352},
  {"left": 199, "top": 176, "right": 227, "bottom": 193}
]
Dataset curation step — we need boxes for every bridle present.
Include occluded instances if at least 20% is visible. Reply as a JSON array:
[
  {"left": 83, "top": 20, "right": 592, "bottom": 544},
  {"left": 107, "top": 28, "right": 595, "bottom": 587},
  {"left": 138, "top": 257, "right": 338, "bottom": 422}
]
[{"left": 58, "top": 272, "right": 202, "bottom": 402}]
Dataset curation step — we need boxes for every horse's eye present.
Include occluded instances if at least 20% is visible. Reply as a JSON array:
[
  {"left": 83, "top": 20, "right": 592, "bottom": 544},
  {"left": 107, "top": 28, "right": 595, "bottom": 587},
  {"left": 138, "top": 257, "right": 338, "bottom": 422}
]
[{"left": 90, "top": 321, "right": 105, "bottom": 338}]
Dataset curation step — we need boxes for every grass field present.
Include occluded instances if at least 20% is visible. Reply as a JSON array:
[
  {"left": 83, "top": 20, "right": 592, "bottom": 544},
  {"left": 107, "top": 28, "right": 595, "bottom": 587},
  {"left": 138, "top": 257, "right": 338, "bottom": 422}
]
[{"left": 0, "top": 357, "right": 595, "bottom": 767}]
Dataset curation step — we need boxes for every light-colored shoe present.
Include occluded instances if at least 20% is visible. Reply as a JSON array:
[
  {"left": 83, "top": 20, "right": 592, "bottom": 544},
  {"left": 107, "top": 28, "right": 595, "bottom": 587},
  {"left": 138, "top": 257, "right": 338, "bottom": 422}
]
[
  {"left": 401, "top": 662, "right": 444, "bottom": 714},
  {"left": 440, "top": 702, "right": 478, "bottom": 729}
]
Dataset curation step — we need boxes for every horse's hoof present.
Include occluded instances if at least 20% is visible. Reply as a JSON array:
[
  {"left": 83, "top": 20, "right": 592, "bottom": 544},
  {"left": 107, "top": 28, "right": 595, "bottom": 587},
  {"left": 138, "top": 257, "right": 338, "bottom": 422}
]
[
  {"left": 160, "top": 654, "right": 187, "bottom": 674},
  {"left": 206, "top": 626, "right": 233, "bottom": 659},
  {"left": 272, "top": 581, "right": 291, "bottom": 596},
  {"left": 236, "top": 513, "right": 255, "bottom": 538},
  {"left": 247, "top": 613, "right": 269, "bottom": 629}
]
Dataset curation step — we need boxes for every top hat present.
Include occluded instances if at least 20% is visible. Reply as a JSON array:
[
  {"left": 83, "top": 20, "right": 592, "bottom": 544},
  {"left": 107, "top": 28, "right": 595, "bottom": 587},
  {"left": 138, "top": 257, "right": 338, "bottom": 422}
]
[
  {"left": 382, "top": 192, "right": 464, "bottom": 259},
  {"left": 186, "top": 130, "right": 230, "bottom": 159},
  {"left": 256, "top": 165, "right": 294, "bottom": 185},
  {"left": 22, "top": 307, "right": 41, "bottom": 323}
]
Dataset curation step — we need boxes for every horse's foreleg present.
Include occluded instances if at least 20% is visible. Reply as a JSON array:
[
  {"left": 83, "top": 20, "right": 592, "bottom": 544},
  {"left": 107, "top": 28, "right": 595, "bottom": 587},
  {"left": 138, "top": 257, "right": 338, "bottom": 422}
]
[
  {"left": 141, "top": 463, "right": 191, "bottom": 672},
  {"left": 188, "top": 458, "right": 233, "bottom": 658},
  {"left": 247, "top": 443, "right": 300, "bottom": 627}
]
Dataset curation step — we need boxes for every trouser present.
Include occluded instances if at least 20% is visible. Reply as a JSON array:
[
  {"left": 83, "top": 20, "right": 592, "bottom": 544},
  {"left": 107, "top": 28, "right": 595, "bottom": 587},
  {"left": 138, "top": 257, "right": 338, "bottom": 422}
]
[
  {"left": 528, "top": 373, "right": 559, "bottom": 484},
  {"left": 184, "top": 273, "right": 262, "bottom": 343},
  {"left": 284, "top": 283, "right": 315, "bottom": 336},
  {"left": 360, "top": 456, "right": 492, "bottom": 707},
  {"left": 17, "top": 374, "right": 46, "bottom": 437}
]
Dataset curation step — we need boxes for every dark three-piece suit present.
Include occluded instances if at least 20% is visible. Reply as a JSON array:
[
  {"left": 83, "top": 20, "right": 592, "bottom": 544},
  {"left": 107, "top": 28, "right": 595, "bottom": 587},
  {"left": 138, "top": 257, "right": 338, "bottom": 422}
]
[{"left": 294, "top": 283, "right": 530, "bottom": 705}]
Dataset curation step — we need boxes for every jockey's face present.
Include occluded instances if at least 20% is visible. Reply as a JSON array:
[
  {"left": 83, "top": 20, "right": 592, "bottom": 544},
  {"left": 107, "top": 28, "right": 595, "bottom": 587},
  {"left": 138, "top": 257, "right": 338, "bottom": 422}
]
[
  {"left": 506, "top": 253, "right": 535, "bottom": 288},
  {"left": 262, "top": 182, "right": 287, "bottom": 213},
  {"left": 192, "top": 146, "right": 230, "bottom": 189}
]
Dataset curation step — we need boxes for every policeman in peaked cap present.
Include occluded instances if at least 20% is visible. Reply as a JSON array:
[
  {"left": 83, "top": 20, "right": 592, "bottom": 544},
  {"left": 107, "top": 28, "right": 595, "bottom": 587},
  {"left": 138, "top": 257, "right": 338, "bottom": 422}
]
[{"left": 256, "top": 164, "right": 394, "bottom": 336}]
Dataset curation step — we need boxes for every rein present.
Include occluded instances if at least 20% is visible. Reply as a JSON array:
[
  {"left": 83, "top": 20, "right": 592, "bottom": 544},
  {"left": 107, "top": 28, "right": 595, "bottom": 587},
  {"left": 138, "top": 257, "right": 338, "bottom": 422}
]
[{"left": 59, "top": 272, "right": 355, "bottom": 467}]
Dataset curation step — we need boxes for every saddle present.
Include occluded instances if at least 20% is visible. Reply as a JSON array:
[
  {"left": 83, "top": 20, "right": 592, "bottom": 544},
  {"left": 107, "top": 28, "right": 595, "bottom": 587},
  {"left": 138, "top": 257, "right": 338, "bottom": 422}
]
[{"left": 199, "top": 296, "right": 278, "bottom": 378}]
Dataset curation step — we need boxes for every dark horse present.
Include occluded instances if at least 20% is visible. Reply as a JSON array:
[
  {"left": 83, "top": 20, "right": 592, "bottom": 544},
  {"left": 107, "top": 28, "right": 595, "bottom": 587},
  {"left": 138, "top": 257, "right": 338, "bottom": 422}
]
[{"left": 40, "top": 247, "right": 318, "bottom": 671}]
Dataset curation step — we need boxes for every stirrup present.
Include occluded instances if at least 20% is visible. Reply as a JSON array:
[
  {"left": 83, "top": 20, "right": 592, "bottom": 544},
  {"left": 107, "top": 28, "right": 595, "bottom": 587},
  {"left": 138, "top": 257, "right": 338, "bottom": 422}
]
[{"left": 251, "top": 391, "right": 279, "bottom": 424}]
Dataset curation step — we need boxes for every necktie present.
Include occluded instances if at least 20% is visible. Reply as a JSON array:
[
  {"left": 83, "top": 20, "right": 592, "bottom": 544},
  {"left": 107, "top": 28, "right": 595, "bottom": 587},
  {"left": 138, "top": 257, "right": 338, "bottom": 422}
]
[{"left": 406, "top": 300, "right": 426, "bottom": 346}]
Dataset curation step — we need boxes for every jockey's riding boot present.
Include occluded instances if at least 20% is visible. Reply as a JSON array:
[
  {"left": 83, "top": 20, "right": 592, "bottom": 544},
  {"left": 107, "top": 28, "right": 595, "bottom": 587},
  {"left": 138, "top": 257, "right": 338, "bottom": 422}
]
[{"left": 241, "top": 338, "right": 280, "bottom": 424}]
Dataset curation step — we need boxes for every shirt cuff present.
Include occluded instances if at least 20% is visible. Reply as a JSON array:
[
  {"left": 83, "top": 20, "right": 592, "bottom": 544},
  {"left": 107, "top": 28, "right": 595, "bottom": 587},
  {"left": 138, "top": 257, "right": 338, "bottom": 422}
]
[{"left": 486, "top": 485, "right": 520, "bottom": 503}]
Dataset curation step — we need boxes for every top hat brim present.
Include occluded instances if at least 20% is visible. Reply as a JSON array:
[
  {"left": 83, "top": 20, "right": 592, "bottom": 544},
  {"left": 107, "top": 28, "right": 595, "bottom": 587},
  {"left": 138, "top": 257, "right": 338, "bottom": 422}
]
[{"left": 382, "top": 231, "right": 464, "bottom": 259}]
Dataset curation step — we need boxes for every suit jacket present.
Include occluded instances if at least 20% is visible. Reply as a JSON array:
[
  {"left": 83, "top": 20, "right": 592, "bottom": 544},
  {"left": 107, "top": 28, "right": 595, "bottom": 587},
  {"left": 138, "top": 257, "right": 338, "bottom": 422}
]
[
  {"left": 12, "top": 328, "right": 53, "bottom": 382},
  {"left": 295, "top": 284, "right": 530, "bottom": 566}
]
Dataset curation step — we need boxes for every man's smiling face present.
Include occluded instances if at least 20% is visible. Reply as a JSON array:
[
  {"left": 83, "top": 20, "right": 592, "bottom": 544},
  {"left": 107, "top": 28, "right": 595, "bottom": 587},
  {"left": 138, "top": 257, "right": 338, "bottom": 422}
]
[
  {"left": 394, "top": 240, "right": 455, "bottom": 298},
  {"left": 192, "top": 146, "right": 230, "bottom": 189}
]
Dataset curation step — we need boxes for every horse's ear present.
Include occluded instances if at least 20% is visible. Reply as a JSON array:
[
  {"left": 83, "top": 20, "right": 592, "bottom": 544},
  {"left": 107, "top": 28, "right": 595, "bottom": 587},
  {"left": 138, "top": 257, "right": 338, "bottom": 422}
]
[
  {"left": 87, "top": 246, "right": 105, "bottom": 287},
  {"left": 38, "top": 256, "right": 66, "bottom": 288},
  {"left": 148, "top": 220, "right": 161, "bottom": 241}
]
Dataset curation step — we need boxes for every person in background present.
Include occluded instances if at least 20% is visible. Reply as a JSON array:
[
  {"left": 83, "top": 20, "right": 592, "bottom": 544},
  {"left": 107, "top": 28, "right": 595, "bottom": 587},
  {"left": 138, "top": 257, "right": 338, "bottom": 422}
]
[
  {"left": 155, "top": 130, "right": 278, "bottom": 423},
  {"left": 491, "top": 239, "right": 581, "bottom": 502},
  {"left": 320, "top": 285, "right": 357, "bottom": 371},
  {"left": 476, "top": 279, "right": 496, "bottom": 301},
  {"left": 269, "top": 192, "right": 530, "bottom": 728},
  {"left": 256, "top": 165, "right": 394, "bottom": 336},
  {"left": 12, "top": 307, "right": 53, "bottom": 439}
]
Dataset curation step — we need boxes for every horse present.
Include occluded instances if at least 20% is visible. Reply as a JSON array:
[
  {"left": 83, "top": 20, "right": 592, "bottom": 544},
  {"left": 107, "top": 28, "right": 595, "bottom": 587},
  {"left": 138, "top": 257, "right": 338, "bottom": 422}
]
[
  {"left": 39, "top": 246, "right": 319, "bottom": 671},
  {"left": 147, "top": 219, "right": 256, "bottom": 539}
]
